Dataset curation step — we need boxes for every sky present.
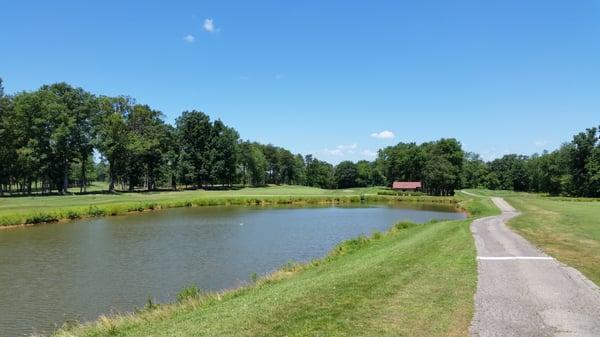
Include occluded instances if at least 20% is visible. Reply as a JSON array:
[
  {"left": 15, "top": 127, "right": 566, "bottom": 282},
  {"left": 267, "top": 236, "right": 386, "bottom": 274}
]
[{"left": 1, "top": 0, "right": 599, "bottom": 164}]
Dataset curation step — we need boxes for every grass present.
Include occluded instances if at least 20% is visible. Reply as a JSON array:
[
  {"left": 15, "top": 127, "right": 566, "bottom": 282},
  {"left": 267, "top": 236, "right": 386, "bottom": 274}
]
[
  {"left": 465, "top": 189, "right": 600, "bottom": 285},
  {"left": 53, "top": 195, "right": 493, "bottom": 337},
  {"left": 0, "top": 185, "right": 458, "bottom": 227}
]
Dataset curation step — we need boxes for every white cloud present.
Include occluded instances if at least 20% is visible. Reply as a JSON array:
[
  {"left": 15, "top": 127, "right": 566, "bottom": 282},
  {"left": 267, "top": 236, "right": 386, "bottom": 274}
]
[
  {"left": 322, "top": 148, "right": 344, "bottom": 157},
  {"left": 321, "top": 144, "right": 358, "bottom": 157},
  {"left": 534, "top": 140, "right": 548, "bottom": 148},
  {"left": 337, "top": 144, "right": 357, "bottom": 150},
  {"left": 183, "top": 34, "right": 195, "bottom": 43},
  {"left": 203, "top": 18, "right": 216, "bottom": 32},
  {"left": 371, "top": 130, "right": 395, "bottom": 139},
  {"left": 479, "top": 148, "right": 510, "bottom": 162},
  {"left": 361, "top": 149, "right": 377, "bottom": 157}
]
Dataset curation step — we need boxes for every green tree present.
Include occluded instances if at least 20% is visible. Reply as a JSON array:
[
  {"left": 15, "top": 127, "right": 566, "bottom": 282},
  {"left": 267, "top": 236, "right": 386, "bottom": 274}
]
[
  {"left": 305, "top": 155, "right": 334, "bottom": 188},
  {"left": 462, "top": 152, "right": 488, "bottom": 188},
  {"left": 95, "top": 96, "right": 132, "bottom": 192},
  {"left": 176, "top": 110, "right": 212, "bottom": 188},
  {"left": 334, "top": 161, "right": 359, "bottom": 188}
]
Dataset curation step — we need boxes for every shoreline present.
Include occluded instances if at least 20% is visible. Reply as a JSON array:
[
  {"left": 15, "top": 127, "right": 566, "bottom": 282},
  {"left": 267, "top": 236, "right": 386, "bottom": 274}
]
[{"left": 0, "top": 193, "right": 461, "bottom": 230}]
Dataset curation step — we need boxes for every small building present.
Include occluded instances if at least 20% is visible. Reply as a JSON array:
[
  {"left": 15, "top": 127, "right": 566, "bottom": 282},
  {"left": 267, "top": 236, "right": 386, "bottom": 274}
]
[{"left": 392, "top": 181, "right": 422, "bottom": 191}]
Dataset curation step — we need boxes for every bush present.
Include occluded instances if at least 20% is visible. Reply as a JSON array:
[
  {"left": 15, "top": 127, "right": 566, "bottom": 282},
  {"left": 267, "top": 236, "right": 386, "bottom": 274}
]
[
  {"left": 176, "top": 284, "right": 202, "bottom": 302},
  {"left": 87, "top": 206, "right": 107, "bottom": 217},
  {"left": 332, "top": 235, "right": 371, "bottom": 256},
  {"left": 394, "top": 221, "right": 417, "bottom": 230},
  {"left": 66, "top": 210, "right": 81, "bottom": 220},
  {"left": 26, "top": 213, "right": 59, "bottom": 224}
]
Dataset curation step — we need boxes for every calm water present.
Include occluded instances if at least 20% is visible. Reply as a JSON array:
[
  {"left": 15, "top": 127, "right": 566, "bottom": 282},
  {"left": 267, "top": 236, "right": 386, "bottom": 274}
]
[{"left": 0, "top": 203, "right": 465, "bottom": 337}]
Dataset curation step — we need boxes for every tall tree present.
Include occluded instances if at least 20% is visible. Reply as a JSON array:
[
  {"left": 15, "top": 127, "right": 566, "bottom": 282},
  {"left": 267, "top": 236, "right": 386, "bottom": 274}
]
[
  {"left": 334, "top": 161, "right": 359, "bottom": 188},
  {"left": 176, "top": 110, "right": 212, "bottom": 188},
  {"left": 95, "top": 96, "right": 132, "bottom": 192}
]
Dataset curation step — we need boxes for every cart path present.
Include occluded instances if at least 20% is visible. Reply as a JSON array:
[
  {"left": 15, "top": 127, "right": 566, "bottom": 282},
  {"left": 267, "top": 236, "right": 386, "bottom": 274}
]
[{"left": 470, "top": 197, "right": 600, "bottom": 337}]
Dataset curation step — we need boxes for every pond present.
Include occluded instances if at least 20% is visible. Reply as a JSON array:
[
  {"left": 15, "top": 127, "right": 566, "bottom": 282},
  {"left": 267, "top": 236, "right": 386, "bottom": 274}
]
[{"left": 0, "top": 202, "right": 466, "bottom": 336}]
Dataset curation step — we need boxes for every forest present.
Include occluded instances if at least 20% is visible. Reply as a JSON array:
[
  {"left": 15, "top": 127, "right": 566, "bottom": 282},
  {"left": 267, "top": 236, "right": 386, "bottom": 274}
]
[{"left": 0, "top": 79, "right": 599, "bottom": 197}]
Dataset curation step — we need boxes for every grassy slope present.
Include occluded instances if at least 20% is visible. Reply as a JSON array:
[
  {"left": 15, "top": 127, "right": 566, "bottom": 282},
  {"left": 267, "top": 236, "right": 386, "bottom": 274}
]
[
  {"left": 53, "top": 196, "right": 494, "bottom": 337},
  {"left": 466, "top": 189, "right": 600, "bottom": 285}
]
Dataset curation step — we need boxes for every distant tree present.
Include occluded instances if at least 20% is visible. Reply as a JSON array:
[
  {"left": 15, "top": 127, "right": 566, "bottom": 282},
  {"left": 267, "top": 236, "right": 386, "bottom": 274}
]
[
  {"left": 422, "top": 138, "right": 464, "bottom": 195},
  {"left": 305, "top": 155, "right": 334, "bottom": 189},
  {"left": 462, "top": 152, "right": 489, "bottom": 188},
  {"left": 176, "top": 110, "right": 212, "bottom": 188},
  {"left": 423, "top": 158, "right": 456, "bottom": 196},
  {"left": 240, "top": 142, "right": 268, "bottom": 186},
  {"left": 207, "top": 119, "right": 240, "bottom": 186},
  {"left": 126, "top": 104, "right": 170, "bottom": 191},
  {"left": 356, "top": 160, "right": 373, "bottom": 187},
  {"left": 565, "top": 127, "right": 598, "bottom": 196},
  {"left": 487, "top": 154, "right": 530, "bottom": 191},
  {"left": 95, "top": 96, "right": 132, "bottom": 192},
  {"left": 334, "top": 161, "right": 359, "bottom": 188}
]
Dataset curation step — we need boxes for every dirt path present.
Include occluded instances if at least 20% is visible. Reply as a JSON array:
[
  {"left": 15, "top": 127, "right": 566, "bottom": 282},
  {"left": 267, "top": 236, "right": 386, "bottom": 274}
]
[{"left": 470, "top": 197, "right": 600, "bottom": 337}]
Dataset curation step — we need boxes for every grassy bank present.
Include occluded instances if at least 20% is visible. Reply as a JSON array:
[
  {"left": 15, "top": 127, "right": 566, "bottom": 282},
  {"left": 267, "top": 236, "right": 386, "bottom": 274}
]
[
  {"left": 53, "top": 195, "right": 492, "bottom": 337},
  {"left": 0, "top": 186, "right": 459, "bottom": 227},
  {"left": 465, "top": 189, "right": 600, "bottom": 285}
]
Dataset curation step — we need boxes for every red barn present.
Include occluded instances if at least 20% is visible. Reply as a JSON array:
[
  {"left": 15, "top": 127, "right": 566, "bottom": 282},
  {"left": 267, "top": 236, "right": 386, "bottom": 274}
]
[{"left": 392, "top": 181, "right": 422, "bottom": 191}]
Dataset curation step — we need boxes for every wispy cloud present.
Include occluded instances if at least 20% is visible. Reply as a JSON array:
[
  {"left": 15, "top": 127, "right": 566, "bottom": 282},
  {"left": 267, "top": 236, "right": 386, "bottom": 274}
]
[
  {"left": 322, "top": 148, "right": 344, "bottom": 157},
  {"left": 361, "top": 149, "right": 377, "bottom": 157},
  {"left": 534, "top": 140, "right": 548, "bottom": 148},
  {"left": 321, "top": 144, "right": 358, "bottom": 157},
  {"left": 183, "top": 34, "right": 195, "bottom": 43},
  {"left": 371, "top": 130, "right": 395, "bottom": 139},
  {"left": 203, "top": 18, "right": 217, "bottom": 33},
  {"left": 479, "top": 148, "right": 510, "bottom": 162},
  {"left": 337, "top": 144, "right": 357, "bottom": 150},
  {"left": 275, "top": 73, "right": 285, "bottom": 80}
]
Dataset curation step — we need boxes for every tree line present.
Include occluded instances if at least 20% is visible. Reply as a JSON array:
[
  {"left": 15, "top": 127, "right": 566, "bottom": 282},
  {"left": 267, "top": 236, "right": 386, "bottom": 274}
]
[
  {"left": 1, "top": 79, "right": 598, "bottom": 197},
  {"left": 461, "top": 127, "right": 600, "bottom": 197},
  {"left": 0, "top": 79, "right": 383, "bottom": 195}
]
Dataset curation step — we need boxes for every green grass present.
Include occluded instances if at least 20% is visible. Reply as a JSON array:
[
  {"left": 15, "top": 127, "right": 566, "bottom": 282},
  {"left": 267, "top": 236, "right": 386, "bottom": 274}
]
[
  {"left": 0, "top": 185, "right": 458, "bottom": 227},
  {"left": 53, "top": 195, "right": 493, "bottom": 337},
  {"left": 466, "top": 189, "right": 600, "bottom": 285},
  {"left": 51, "top": 195, "right": 492, "bottom": 337}
]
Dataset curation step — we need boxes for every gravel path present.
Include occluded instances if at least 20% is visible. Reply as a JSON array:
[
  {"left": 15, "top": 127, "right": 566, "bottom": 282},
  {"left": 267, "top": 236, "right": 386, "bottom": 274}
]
[{"left": 470, "top": 197, "right": 600, "bottom": 337}]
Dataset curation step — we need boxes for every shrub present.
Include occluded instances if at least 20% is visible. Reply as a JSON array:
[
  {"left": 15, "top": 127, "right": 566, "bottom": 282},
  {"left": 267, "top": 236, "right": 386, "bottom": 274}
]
[
  {"left": 332, "top": 235, "right": 370, "bottom": 256},
  {"left": 394, "top": 221, "right": 416, "bottom": 230},
  {"left": 176, "top": 284, "right": 202, "bottom": 302},
  {"left": 87, "top": 206, "right": 106, "bottom": 217},
  {"left": 66, "top": 210, "right": 81, "bottom": 220},
  {"left": 26, "top": 213, "right": 59, "bottom": 224}
]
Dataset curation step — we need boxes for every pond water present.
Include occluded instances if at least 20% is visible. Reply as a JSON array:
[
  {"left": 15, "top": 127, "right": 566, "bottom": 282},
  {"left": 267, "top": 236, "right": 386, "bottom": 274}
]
[{"left": 0, "top": 202, "right": 465, "bottom": 336}]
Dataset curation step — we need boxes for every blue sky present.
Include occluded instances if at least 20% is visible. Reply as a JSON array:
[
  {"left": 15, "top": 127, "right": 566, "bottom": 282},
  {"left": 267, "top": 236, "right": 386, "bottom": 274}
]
[{"left": 1, "top": 1, "right": 599, "bottom": 163}]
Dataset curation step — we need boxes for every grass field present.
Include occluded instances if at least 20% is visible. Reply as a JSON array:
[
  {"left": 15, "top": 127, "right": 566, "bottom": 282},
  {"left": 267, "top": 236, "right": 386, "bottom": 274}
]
[
  {"left": 465, "top": 189, "right": 600, "bottom": 285},
  {"left": 53, "top": 195, "right": 494, "bottom": 337},
  {"left": 0, "top": 185, "right": 457, "bottom": 227}
]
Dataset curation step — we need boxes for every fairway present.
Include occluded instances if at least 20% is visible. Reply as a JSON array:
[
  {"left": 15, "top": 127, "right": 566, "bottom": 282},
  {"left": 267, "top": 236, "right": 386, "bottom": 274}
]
[{"left": 0, "top": 186, "right": 378, "bottom": 227}]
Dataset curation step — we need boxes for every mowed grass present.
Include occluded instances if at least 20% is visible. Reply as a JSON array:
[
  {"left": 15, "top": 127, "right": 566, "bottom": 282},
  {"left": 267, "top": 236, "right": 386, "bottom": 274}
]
[
  {"left": 0, "top": 186, "right": 377, "bottom": 226},
  {"left": 54, "top": 197, "right": 488, "bottom": 337},
  {"left": 466, "top": 189, "right": 600, "bottom": 285},
  {"left": 0, "top": 185, "right": 458, "bottom": 227}
]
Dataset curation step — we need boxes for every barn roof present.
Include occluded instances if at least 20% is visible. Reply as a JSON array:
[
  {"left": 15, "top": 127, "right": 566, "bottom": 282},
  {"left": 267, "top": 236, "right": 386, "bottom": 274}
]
[{"left": 392, "top": 181, "right": 422, "bottom": 189}]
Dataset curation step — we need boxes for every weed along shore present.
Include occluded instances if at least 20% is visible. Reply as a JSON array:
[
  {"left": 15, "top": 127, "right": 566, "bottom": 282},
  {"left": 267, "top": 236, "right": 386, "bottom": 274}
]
[
  {"left": 46, "top": 195, "right": 489, "bottom": 337},
  {"left": 0, "top": 186, "right": 459, "bottom": 228}
]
